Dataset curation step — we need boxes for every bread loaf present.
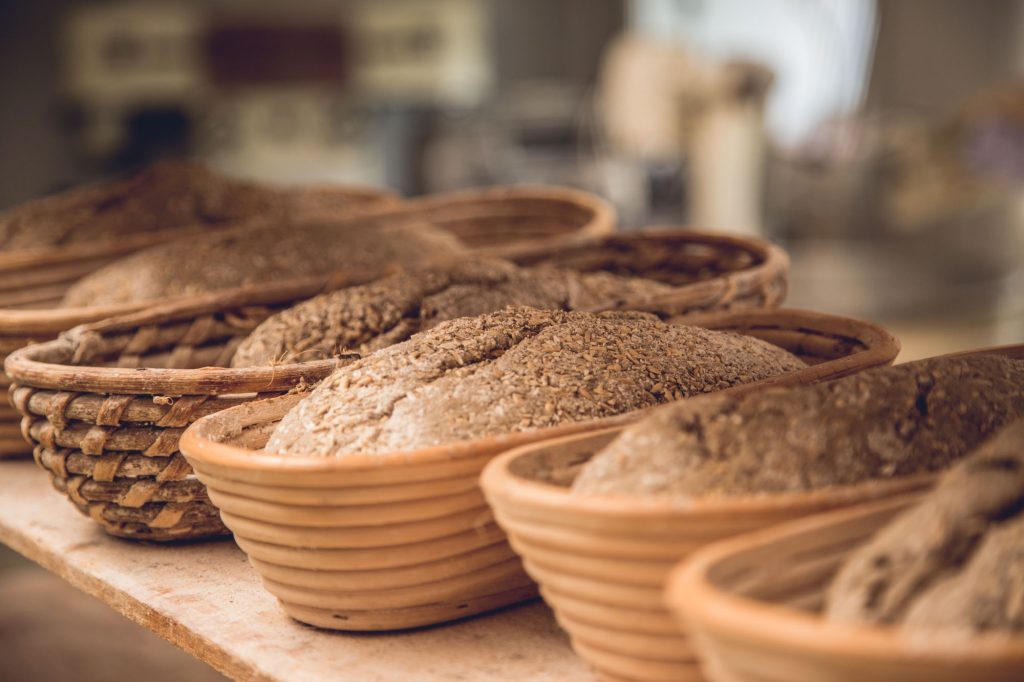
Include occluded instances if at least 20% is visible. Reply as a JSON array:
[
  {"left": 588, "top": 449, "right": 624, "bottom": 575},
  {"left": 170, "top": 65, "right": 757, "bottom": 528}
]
[
  {"left": 572, "top": 355, "right": 1024, "bottom": 497},
  {"left": 61, "top": 219, "right": 466, "bottom": 307},
  {"left": 826, "top": 419, "right": 1024, "bottom": 634},
  {"left": 230, "top": 259, "right": 675, "bottom": 366},
  {"left": 0, "top": 161, "right": 386, "bottom": 250},
  {"left": 264, "top": 307, "right": 806, "bottom": 456}
]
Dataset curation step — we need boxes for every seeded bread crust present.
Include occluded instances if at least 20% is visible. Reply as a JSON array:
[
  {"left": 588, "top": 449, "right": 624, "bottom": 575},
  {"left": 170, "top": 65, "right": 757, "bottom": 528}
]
[
  {"left": 572, "top": 355, "right": 1024, "bottom": 498},
  {"left": 264, "top": 307, "right": 806, "bottom": 456},
  {"left": 230, "top": 259, "right": 676, "bottom": 367},
  {"left": 825, "top": 419, "right": 1024, "bottom": 633},
  {"left": 61, "top": 219, "right": 466, "bottom": 307},
  {"left": 0, "top": 161, "right": 317, "bottom": 250}
]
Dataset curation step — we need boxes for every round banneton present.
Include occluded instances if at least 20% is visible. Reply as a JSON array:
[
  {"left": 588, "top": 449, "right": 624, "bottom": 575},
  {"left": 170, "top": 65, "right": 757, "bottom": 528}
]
[
  {"left": 481, "top": 435, "right": 935, "bottom": 682},
  {"left": 668, "top": 495, "right": 1024, "bottom": 682},
  {"left": 480, "top": 344, "right": 1022, "bottom": 682}
]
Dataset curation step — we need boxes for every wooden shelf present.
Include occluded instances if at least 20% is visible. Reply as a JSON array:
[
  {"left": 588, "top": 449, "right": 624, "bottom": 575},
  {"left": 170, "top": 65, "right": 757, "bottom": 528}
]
[{"left": 0, "top": 460, "right": 590, "bottom": 681}]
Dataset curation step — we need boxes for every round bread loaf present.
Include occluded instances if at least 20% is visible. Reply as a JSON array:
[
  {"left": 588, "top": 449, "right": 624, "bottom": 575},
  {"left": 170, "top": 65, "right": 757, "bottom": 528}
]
[
  {"left": 61, "top": 219, "right": 466, "bottom": 307},
  {"left": 264, "top": 307, "right": 806, "bottom": 456},
  {"left": 230, "top": 259, "right": 676, "bottom": 367},
  {"left": 0, "top": 161, "right": 385, "bottom": 250},
  {"left": 572, "top": 355, "right": 1024, "bottom": 497},
  {"left": 826, "top": 419, "right": 1024, "bottom": 634}
]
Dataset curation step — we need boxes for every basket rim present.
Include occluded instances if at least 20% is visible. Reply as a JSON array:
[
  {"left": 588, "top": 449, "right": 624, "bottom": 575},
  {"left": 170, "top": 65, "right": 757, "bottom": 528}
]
[
  {"left": 516, "top": 226, "right": 791, "bottom": 316},
  {"left": 177, "top": 308, "right": 901, "bottom": 475},
  {"left": 480, "top": 426, "right": 938, "bottom": 518},
  {"left": 667, "top": 494, "right": 1024, "bottom": 661},
  {"left": 4, "top": 338, "right": 341, "bottom": 396},
  {"left": 479, "top": 344, "right": 1022, "bottom": 519}
]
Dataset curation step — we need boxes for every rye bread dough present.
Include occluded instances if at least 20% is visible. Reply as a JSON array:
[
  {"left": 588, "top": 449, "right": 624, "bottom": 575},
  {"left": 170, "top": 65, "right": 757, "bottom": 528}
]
[
  {"left": 264, "top": 307, "right": 806, "bottom": 456},
  {"left": 230, "top": 259, "right": 676, "bottom": 366},
  {"left": 572, "top": 355, "right": 1024, "bottom": 497},
  {"left": 0, "top": 161, "right": 384, "bottom": 250},
  {"left": 61, "top": 219, "right": 465, "bottom": 307},
  {"left": 826, "top": 419, "right": 1024, "bottom": 633}
]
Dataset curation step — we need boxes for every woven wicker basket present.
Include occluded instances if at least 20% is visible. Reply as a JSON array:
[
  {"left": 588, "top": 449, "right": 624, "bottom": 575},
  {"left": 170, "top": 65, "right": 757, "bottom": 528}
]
[
  {"left": 3, "top": 277, "right": 375, "bottom": 540},
  {"left": 481, "top": 344, "right": 1021, "bottom": 682},
  {"left": 177, "top": 309, "right": 897, "bottom": 633},
  {"left": 0, "top": 184, "right": 398, "bottom": 459},
  {"left": 4, "top": 229, "right": 789, "bottom": 538},
  {"left": 667, "top": 490, "right": 1024, "bottom": 682}
]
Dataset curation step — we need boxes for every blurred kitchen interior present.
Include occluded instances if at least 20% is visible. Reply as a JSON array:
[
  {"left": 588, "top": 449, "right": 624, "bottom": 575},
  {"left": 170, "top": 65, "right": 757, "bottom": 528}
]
[
  {"left": 0, "top": 2, "right": 1022, "bottom": 679},
  {"left": 1, "top": 0, "right": 1022, "bottom": 358}
]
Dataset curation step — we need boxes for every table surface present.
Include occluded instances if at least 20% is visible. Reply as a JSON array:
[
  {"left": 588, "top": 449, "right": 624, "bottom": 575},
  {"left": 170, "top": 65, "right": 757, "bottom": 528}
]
[{"left": 0, "top": 460, "right": 591, "bottom": 682}]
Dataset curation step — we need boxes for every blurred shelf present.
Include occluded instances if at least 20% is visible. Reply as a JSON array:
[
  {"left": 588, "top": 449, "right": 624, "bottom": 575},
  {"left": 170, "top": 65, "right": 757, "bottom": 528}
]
[{"left": 0, "top": 460, "right": 587, "bottom": 682}]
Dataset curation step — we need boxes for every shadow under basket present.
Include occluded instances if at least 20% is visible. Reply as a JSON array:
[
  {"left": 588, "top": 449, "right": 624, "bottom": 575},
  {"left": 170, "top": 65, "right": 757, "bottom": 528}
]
[
  {"left": 480, "top": 343, "right": 1022, "bottom": 682},
  {"left": 3, "top": 227, "right": 786, "bottom": 540},
  {"left": 178, "top": 308, "right": 898, "bottom": 633},
  {"left": 667, "top": 492, "right": 1024, "bottom": 682}
]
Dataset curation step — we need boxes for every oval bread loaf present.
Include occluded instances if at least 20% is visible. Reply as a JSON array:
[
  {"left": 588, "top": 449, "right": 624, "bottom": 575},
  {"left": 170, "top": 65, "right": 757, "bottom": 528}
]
[
  {"left": 572, "top": 355, "right": 1024, "bottom": 497},
  {"left": 265, "top": 307, "right": 806, "bottom": 456},
  {"left": 230, "top": 259, "right": 676, "bottom": 367}
]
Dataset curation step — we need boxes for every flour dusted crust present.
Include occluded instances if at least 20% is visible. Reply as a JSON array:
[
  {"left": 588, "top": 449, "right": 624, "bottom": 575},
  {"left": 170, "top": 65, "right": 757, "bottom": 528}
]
[
  {"left": 264, "top": 307, "right": 805, "bottom": 456},
  {"left": 572, "top": 356, "right": 1024, "bottom": 497},
  {"left": 0, "top": 161, "right": 356, "bottom": 250},
  {"left": 826, "top": 419, "right": 1024, "bottom": 634},
  {"left": 61, "top": 219, "right": 466, "bottom": 307},
  {"left": 230, "top": 259, "right": 676, "bottom": 366}
]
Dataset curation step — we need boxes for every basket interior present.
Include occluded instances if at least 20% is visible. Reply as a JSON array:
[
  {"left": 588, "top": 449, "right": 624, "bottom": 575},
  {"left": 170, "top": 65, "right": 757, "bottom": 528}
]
[
  {"left": 703, "top": 500, "right": 908, "bottom": 615},
  {"left": 514, "top": 233, "right": 764, "bottom": 287},
  {"left": 418, "top": 197, "right": 599, "bottom": 248}
]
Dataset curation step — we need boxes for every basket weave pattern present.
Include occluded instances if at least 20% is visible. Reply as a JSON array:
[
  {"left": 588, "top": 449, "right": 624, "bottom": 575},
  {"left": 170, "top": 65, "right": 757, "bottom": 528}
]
[{"left": 8, "top": 298, "right": 336, "bottom": 541}]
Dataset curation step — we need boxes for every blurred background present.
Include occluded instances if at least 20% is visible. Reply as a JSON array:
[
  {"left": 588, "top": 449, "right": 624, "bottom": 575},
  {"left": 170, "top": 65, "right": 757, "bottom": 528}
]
[
  {"left": 2, "top": 0, "right": 1023, "bottom": 363},
  {"left": 0, "top": 2, "right": 1022, "bottom": 679}
]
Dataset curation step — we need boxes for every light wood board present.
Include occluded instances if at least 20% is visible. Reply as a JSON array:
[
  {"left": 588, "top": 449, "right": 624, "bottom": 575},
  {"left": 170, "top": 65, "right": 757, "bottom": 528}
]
[{"left": 0, "top": 460, "right": 591, "bottom": 681}]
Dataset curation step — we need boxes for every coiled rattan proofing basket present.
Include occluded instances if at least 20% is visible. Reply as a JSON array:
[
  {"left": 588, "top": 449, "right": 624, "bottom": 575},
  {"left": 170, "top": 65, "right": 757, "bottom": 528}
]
[
  {"left": 177, "top": 308, "right": 897, "bottom": 633},
  {"left": 479, "top": 311, "right": 910, "bottom": 682},
  {"left": 666, "top": 483, "right": 1024, "bottom": 682},
  {"left": 0, "top": 184, "right": 398, "bottom": 459},
  {"left": 4, "top": 228, "right": 786, "bottom": 539}
]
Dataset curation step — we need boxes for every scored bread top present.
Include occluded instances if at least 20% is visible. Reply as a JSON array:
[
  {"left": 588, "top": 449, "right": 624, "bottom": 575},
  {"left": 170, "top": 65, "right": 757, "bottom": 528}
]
[
  {"left": 264, "top": 306, "right": 806, "bottom": 456},
  {"left": 230, "top": 259, "right": 676, "bottom": 367}
]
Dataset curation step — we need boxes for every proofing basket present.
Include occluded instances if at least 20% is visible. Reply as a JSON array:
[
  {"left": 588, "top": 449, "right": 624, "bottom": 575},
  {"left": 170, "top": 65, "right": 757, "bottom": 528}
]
[{"left": 179, "top": 309, "right": 898, "bottom": 632}]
